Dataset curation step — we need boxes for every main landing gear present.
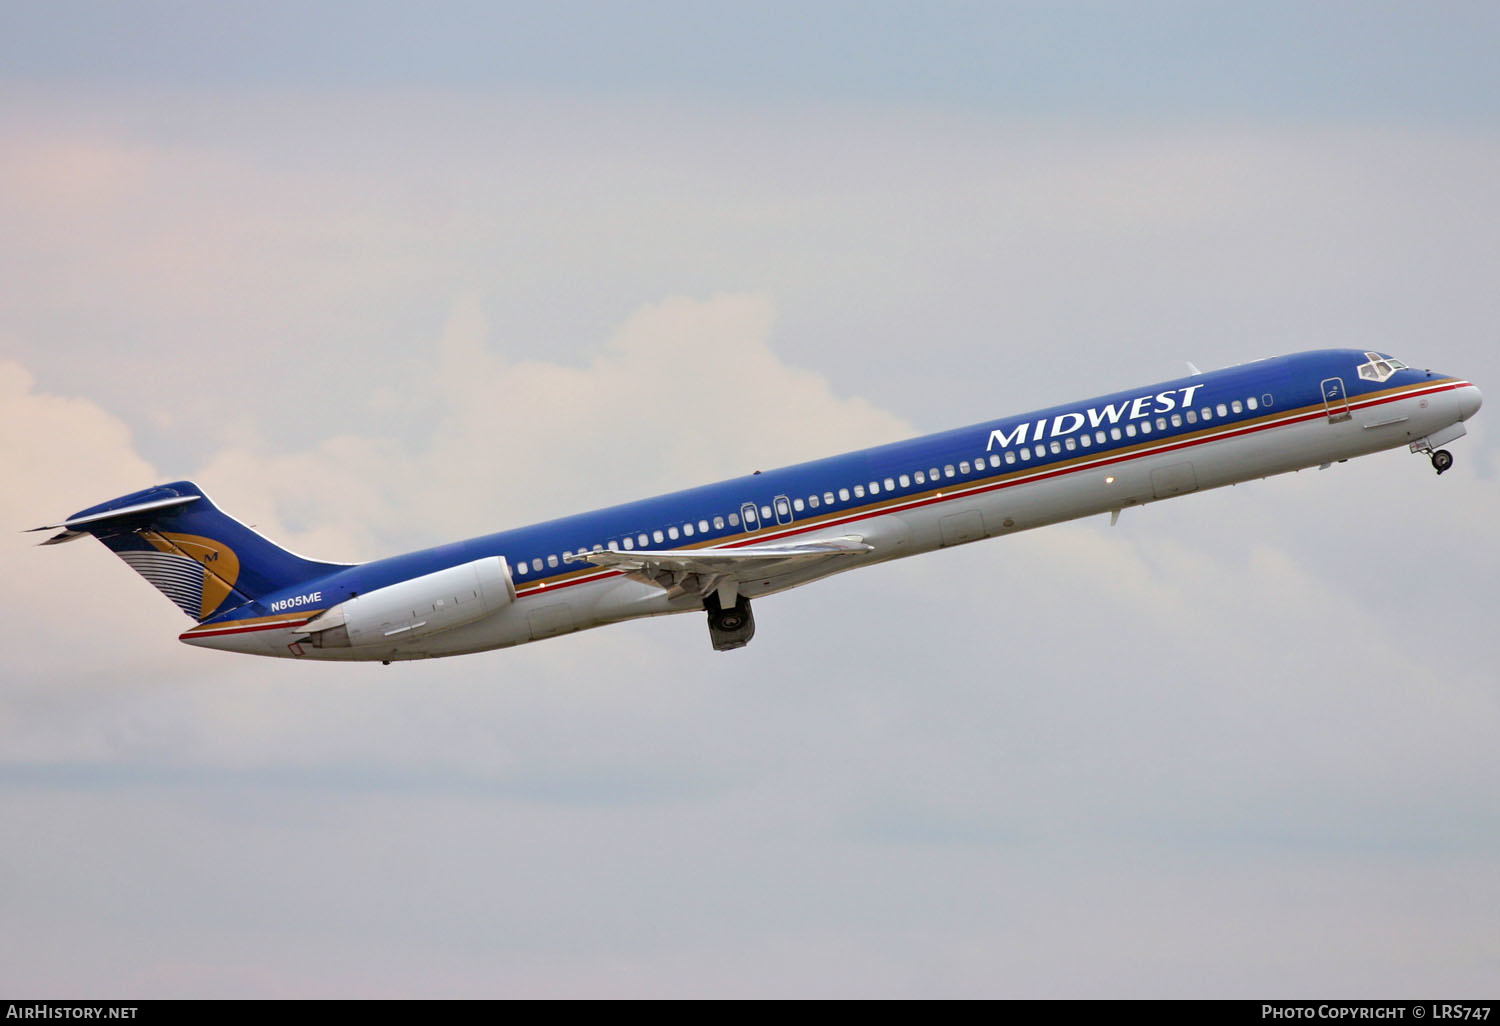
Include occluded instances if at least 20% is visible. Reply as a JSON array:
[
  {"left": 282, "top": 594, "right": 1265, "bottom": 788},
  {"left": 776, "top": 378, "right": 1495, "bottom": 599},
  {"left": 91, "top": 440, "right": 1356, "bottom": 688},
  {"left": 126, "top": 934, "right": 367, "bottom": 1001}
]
[
  {"left": 704, "top": 591, "right": 755, "bottom": 652},
  {"left": 1430, "top": 449, "right": 1454, "bottom": 475}
]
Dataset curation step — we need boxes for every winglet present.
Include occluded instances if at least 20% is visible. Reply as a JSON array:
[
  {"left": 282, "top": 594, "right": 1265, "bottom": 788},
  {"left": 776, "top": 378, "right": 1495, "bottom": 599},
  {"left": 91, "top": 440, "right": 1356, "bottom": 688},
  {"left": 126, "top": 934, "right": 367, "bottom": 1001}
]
[{"left": 1185, "top": 361, "right": 1202, "bottom": 376}]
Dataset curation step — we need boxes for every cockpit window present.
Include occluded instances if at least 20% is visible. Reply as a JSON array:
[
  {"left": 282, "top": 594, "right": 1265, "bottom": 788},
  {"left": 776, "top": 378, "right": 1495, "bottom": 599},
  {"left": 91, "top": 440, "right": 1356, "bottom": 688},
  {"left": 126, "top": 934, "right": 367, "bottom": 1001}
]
[{"left": 1357, "top": 351, "right": 1406, "bottom": 383}]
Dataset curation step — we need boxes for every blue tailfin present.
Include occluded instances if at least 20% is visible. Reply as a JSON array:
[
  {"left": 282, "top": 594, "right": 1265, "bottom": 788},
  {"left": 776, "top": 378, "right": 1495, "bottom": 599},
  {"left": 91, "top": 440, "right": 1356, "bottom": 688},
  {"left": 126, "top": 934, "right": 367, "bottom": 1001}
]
[{"left": 32, "top": 481, "right": 350, "bottom": 621}]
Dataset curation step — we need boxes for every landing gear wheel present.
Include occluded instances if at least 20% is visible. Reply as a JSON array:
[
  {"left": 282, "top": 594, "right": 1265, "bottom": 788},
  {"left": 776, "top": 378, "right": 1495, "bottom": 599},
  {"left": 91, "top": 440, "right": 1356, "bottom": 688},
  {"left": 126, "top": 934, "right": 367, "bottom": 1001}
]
[
  {"left": 1432, "top": 449, "right": 1453, "bottom": 475},
  {"left": 715, "top": 608, "right": 746, "bottom": 632}
]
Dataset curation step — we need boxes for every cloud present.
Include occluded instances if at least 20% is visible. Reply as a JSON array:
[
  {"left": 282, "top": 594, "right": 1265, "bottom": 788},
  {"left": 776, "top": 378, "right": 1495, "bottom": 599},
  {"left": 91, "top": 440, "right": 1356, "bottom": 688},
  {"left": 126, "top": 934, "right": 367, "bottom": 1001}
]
[
  {"left": 0, "top": 358, "right": 162, "bottom": 665},
  {"left": 0, "top": 292, "right": 913, "bottom": 767},
  {"left": 2, "top": 86, "right": 1498, "bottom": 997},
  {"left": 188, "top": 291, "right": 912, "bottom": 557},
  {"left": 6, "top": 94, "right": 1497, "bottom": 463}
]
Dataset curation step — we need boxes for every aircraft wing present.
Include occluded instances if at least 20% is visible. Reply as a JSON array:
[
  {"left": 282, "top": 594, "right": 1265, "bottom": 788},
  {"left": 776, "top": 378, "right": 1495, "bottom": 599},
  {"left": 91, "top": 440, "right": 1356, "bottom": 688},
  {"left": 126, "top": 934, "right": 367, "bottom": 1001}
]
[{"left": 563, "top": 536, "right": 872, "bottom": 600}]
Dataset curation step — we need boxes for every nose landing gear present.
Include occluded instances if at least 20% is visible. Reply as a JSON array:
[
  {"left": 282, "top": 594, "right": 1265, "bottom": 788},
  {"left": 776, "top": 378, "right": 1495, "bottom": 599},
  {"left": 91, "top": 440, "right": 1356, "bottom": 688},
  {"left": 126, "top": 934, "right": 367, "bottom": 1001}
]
[{"left": 1410, "top": 424, "right": 1467, "bottom": 475}]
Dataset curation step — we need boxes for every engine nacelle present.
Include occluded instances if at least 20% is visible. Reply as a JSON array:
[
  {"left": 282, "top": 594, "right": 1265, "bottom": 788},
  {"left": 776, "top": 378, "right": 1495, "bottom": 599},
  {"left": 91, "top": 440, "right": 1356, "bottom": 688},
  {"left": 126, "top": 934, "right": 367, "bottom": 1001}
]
[{"left": 300, "top": 556, "right": 515, "bottom": 648}]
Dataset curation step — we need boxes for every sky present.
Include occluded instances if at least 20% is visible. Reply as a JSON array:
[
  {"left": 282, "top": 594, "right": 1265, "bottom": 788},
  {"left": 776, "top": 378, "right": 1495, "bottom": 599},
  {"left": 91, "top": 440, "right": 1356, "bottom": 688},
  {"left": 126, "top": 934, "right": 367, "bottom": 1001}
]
[{"left": 2, "top": 1, "right": 1498, "bottom": 998}]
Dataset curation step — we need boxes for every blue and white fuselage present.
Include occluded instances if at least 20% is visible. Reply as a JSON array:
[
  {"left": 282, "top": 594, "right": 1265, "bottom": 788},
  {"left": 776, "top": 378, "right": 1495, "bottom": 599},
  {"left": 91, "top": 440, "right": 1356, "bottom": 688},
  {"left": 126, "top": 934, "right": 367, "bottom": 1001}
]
[{"left": 35, "top": 349, "right": 1482, "bottom": 661}]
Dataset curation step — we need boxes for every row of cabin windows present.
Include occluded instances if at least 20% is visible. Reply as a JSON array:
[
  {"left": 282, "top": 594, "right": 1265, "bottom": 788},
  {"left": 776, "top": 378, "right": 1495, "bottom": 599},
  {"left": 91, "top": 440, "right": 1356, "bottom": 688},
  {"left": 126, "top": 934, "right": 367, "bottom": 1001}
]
[{"left": 513, "top": 392, "right": 1276, "bottom": 577}]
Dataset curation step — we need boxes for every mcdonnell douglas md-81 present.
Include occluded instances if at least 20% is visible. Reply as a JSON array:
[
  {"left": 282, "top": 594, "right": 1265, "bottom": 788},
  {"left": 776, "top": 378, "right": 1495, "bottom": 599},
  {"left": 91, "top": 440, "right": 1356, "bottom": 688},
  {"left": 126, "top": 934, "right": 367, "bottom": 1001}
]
[{"left": 32, "top": 350, "right": 1482, "bottom": 661}]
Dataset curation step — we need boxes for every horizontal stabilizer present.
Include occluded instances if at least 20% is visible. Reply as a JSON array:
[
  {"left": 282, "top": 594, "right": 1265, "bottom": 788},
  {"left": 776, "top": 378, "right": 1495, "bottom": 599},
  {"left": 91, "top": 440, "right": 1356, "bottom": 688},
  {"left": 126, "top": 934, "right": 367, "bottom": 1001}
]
[
  {"left": 28, "top": 494, "right": 201, "bottom": 536},
  {"left": 36, "top": 529, "right": 88, "bottom": 546}
]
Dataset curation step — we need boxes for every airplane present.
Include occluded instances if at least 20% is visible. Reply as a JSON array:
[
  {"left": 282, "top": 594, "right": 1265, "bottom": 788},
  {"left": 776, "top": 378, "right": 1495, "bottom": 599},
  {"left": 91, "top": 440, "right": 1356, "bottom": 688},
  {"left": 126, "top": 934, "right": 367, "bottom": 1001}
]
[{"left": 31, "top": 349, "right": 1481, "bottom": 662}]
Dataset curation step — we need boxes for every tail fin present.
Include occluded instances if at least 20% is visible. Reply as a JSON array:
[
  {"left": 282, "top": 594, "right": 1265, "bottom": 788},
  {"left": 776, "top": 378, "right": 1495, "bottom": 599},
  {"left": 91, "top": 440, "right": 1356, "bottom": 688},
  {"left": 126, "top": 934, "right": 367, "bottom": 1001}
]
[{"left": 29, "top": 481, "right": 350, "bottom": 622}]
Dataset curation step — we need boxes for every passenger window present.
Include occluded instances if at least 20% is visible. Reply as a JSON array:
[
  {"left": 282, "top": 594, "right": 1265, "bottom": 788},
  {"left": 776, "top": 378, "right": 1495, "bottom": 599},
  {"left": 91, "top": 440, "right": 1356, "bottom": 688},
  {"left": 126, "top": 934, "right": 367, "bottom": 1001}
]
[
  {"left": 714, "top": 516, "right": 725, "bottom": 529},
  {"left": 884, "top": 477, "right": 895, "bottom": 491},
  {"left": 1033, "top": 444, "right": 1045, "bottom": 458},
  {"left": 944, "top": 465, "right": 956, "bottom": 478},
  {"left": 913, "top": 471, "right": 925, "bottom": 484},
  {"left": 1110, "top": 427, "right": 1122, "bottom": 441},
  {"left": 759, "top": 505, "right": 772, "bottom": 520},
  {"left": 929, "top": 467, "right": 940, "bottom": 480},
  {"left": 792, "top": 498, "right": 804, "bottom": 512},
  {"left": 1020, "top": 448, "right": 1031, "bottom": 461},
  {"left": 622, "top": 538, "right": 634, "bottom": 551},
  {"left": 959, "top": 461, "right": 970, "bottom": 475},
  {"left": 1246, "top": 396, "right": 1258, "bottom": 411},
  {"left": 838, "top": 488, "right": 850, "bottom": 502},
  {"left": 853, "top": 485, "right": 865, "bottom": 498},
  {"left": 1262, "top": 394, "right": 1274, "bottom": 407},
  {"left": 516, "top": 562, "right": 528, "bottom": 575},
  {"left": 728, "top": 513, "right": 739, "bottom": 526},
  {"left": 1005, "top": 451, "right": 1017, "bottom": 463},
  {"left": 532, "top": 558, "right": 543, "bottom": 572},
  {"left": 1064, "top": 437, "right": 1076, "bottom": 451},
  {"left": 683, "top": 523, "right": 694, "bottom": 537},
  {"left": 547, "top": 555, "right": 558, "bottom": 568},
  {"left": 808, "top": 495, "right": 820, "bottom": 509},
  {"left": 639, "top": 533, "right": 650, "bottom": 546},
  {"left": 667, "top": 527, "right": 679, "bottom": 540},
  {"left": 593, "top": 544, "right": 603, "bottom": 551},
  {"left": 1095, "top": 430, "right": 1106, "bottom": 444},
  {"left": 776, "top": 498, "right": 790, "bottom": 516},
  {"left": 1049, "top": 441, "right": 1061, "bottom": 454},
  {"left": 1140, "top": 420, "right": 1152, "bottom": 434},
  {"left": 1231, "top": 400, "right": 1242, "bottom": 414},
  {"left": 699, "top": 520, "right": 709, "bottom": 532},
  {"left": 988, "top": 454, "right": 1000, "bottom": 468},
  {"left": 1216, "top": 403, "right": 1228, "bottom": 417},
  {"left": 1125, "top": 424, "right": 1137, "bottom": 437},
  {"left": 824, "top": 492, "right": 836, "bottom": 505},
  {"left": 1200, "top": 407, "right": 1212, "bottom": 421},
  {"left": 608, "top": 541, "right": 619, "bottom": 551},
  {"left": 868, "top": 481, "right": 880, "bottom": 495},
  {"left": 1171, "top": 413, "right": 1182, "bottom": 427},
  {"left": 1156, "top": 417, "right": 1167, "bottom": 430},
  {"left": 653, "top": 530, "right": 664, "bottom": 543},
  {"left": 899, "top": 474, "right": 910, "bottom": 488},
  {"left": 1185, "top": 410, "right": 1198, "bottom": 424}
]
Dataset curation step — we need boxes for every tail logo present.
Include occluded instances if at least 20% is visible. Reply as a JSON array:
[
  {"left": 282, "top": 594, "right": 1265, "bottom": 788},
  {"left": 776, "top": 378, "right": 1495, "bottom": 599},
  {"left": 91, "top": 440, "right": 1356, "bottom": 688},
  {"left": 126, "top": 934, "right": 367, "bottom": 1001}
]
[{"left": 124, "top": 532, "right": 243, "bottom": 620}]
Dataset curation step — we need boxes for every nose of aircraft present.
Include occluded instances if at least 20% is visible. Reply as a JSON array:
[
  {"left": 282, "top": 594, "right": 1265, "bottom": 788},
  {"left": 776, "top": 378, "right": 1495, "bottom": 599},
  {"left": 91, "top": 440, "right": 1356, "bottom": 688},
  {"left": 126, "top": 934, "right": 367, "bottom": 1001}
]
[{"left": 1457, "top": 383, "right": 1483, "bottom": 421}]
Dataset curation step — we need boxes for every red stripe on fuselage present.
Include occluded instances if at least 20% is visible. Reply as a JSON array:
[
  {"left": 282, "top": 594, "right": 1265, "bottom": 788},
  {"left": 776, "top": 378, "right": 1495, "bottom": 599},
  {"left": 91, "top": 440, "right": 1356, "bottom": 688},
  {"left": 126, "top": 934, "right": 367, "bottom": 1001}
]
[{"left": 180, "top": 616, "right": 315, "bottom": 640}]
